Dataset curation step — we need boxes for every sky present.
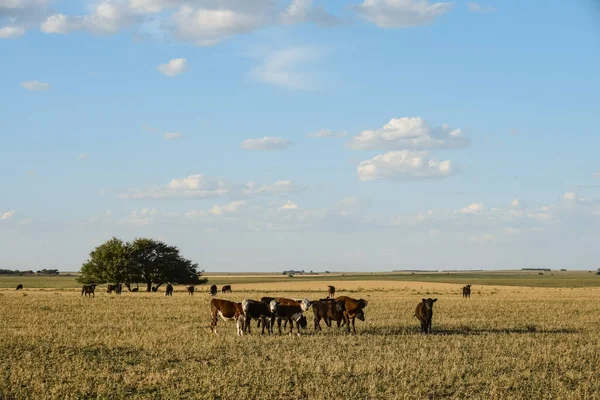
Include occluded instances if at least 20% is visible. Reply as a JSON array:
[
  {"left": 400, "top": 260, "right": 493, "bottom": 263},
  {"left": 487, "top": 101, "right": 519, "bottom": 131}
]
[{"left": 1, "top": 0, "right": 600, "bottom": 272}]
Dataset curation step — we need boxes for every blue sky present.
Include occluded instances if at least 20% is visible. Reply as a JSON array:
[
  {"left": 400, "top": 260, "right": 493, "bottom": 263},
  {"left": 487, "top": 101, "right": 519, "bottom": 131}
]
[{"left": 1, "top": 0, "right": 599, "bottom": 272}]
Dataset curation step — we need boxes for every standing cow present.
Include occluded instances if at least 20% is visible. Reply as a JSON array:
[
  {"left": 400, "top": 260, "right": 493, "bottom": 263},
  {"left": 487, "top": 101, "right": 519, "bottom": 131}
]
[
  {"left": 187, "top": 286, "right": 195, "bottom": 296},
  {"left": 269, "top": 298, "right": 310, "bottom": 335},
  {"left": 221, "top": 285, "right": 232, "bottom": 293},
  {"left": 210, "top": 298, "right": 245, "bottom": 336},
  {"left": 209, "top": 285, "right": 217, "bottom": 296},
  {"left": 165, "top": 284, "right": 173, "bottom": 296},
  {"left": 335, "top": 296, "right": 368, "bottom": 334},
  {"left": 16, "top": 284, "right": 23, "bottom": 291},
  {"left": 415, "top": 298, "right": 437, "bottom": 334},
  {"left": 242, "top": 300, "right": 273, "bottom": 335},
  {"left": 327, "top": 285, "right": 335, "bottom": 298},
  {"left": 81, "top": 284, "right": 97, "bottom": 297},
  {"left": 462, "top": 284, "right": 471, "bottom": 298}
]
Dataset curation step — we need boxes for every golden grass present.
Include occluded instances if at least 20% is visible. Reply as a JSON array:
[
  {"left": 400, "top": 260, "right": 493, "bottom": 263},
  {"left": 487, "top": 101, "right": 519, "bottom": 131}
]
[{"left": 1, "top": 282, "right": 599, "bottom": 399}]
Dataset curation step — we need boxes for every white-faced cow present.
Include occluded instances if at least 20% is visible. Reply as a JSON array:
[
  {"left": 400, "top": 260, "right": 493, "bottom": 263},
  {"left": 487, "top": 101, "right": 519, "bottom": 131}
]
[
  {"left": 415, "top": 298, "right": 437, "bottom": 334},
  {"left": 269, "top": 299, "right": 310, "bottom": 336},
  {"left": 335, "top": 296, "right": 368, "bottom": 334},
  {"left": 210, "top": 298, "right": 245, "bottom": 336},
  {"left": 242, "top": 300, "right": 273, "bottom": 335}
]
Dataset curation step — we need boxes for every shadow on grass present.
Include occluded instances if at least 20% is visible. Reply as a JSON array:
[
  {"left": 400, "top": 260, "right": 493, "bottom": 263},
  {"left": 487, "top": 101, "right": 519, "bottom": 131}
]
[{"left": 359, "top": 326, "right": 581, "bottom": 336}]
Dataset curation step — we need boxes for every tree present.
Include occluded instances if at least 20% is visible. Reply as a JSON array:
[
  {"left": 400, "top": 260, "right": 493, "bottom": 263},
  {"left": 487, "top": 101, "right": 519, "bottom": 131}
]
[{"left": 79, "top": 237, "right": 207, "bottom": 292}]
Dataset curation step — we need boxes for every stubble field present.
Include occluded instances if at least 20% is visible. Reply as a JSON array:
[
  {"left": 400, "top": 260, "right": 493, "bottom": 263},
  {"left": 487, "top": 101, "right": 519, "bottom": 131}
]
[{"left": 1, "top": 275, "right": 600, "bottom": 399}]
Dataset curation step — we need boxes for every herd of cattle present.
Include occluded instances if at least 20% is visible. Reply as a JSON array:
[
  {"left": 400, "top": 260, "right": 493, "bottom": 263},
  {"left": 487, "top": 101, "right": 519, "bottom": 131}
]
[{"left": 15, "top": 282, "right": 475, "bottom": 335}]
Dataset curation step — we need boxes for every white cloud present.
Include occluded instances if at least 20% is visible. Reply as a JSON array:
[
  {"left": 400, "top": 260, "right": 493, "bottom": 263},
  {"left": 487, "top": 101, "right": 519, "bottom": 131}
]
[
  {"left": 307, "top": 129, "right": 347, "bottom": 138},
  {"left": 78, "top": 153, "right": 89, "bottom": 160},
  {"left": 121, "top": 174, "right": 230, "bottom": 199},
  {"left": 357, "top": 0, "right": 452, "bottom": 28},
  {"left": 459, "top": 202, "right": 485, "bottom": 214},
  {"left": 511, "top": 198, "right": 526, "bottom": 210},
  {"left": 0, "top": 25, "right": 24, "bottom": 38},
  {"left": 163, "top": 132, "right": 183, "bottom": 140},
  {"left": 21, "top": 80, "right": 49, "bottom": 91},
  {"left": 117, "top": 208, "right": 158, "bottom": 226},
  {"left": 467, "top": 2, "right": 496, "bottom": 13},
  {"left": 158, "top": 58, "right": 187, "bottom": 77},
  {"left": 280, "top": 0, "right": 339, "bottom": 26},
  {"left": 241, "top": 136, "right": 291, "bottom": 150},
  {"left": 241, "top": 180, "right": 301, "bottom": 196},
  {"left": 1, "top": 211, "right": 16, "bottom": 220},
  {"left": 280, "top": 200, "right": 298, "bottom": 209},
  {"left": 209, "top": 201, "right": 245, "bottom": 216},
  {"left": 357, "top": 150, "right": 453, "bottom": 181},
  {"left": 251, "top": 47, "right": 321, "bottom": 89},
  {"left": 349, "top": 117, "right": 468, "bottom": 150},
  {"left": 563, "top": 192, "right": 577, "bottom": 202}
]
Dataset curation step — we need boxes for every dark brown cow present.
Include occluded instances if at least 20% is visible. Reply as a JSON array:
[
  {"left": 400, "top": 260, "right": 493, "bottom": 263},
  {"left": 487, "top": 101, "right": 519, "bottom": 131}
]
[
  {"left": 210, "top": 284, "right": 217, "bottom": 296},
  {"left": 462, "top": 285, "right": 471, "bottom": 298},
  {"left": 107, "top": 284, "right": 122, "bottom": 294},
  {"left": 335, "top": 296, "right": 368, "bottom": 334},
  {"left": 415, "top": 298, "right": 437, "bottom": 334},
  {"left": 131, "top": 287, "right": 139, "bottom": 292},
  {"left": 327, "top": 285, "right": 335, "bottom": 298},
  {"left": 165, "top": 284, "right": 173, "bottom": 296},
  {"left": 242, "top": 300, "right": 273, "bottom": 335},
  {"left": 221, "top": 285, "right": 232, "bottom": 293},
  {"left": 311, "top": 299, "right": 338, "bottom": 330},
  {"left": 16, "top": 284, "right": 23, "bottom": 290},
  {"left": 187, "top": 286, "right": 195, "bottom": 296},
  {"left": 81, "top": 284, "right": 97, "bottom": 297},
  {"left": 210, "top": 298, "right": 245, "bottom": 335},
  {"left": 269, "top": 299, "right": 310, "bottom": 335}
]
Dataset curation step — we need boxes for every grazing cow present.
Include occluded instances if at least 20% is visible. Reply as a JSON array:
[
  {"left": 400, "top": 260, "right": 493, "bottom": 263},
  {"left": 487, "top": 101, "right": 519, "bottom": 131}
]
[
  {"left": 210, "top": 285, "right": 217, "bottom": 296},
  {"left": 311, "top": 299, "right": 336, "bottom": 330},
  {"left": 462, "top": 284, "right": 471, "bottom": 299},
  {"left": 187, "top": 286, "right": 195, "bottom": 296},
  {"left": 107, "top": 284, "right": 121, "bottom": 294},
  {"left": 16, "top": 284, "right": 23, "bottom": 291},
  {"left": 335, "top": 296, "right": 368, "bottom": 334},
  {"left": 327, "top": 285, "right": 335, "bottom": 299},
  {"left": 242, "top": 300, "right": 273, "bottom": 335},
  {"left": 269, "top": 299, "right": 310, "bottom": 335},
  {"left": 131, "top": 287, "right": 139, "bottom": 292},
  {"left": 81, "top": 284, "right": 97, "bottom": 297},
  {"left": 210, "top": 298, "right": 245, "bottom": 336},
  {"left": 415, "top": 298, "right": 437, "bottom": 334},
  {"left": 222, "top": 285, "right": 232, "bottom": 293},
  {"left": 165, "top": 284, "right": 173, "bottom": 296}
]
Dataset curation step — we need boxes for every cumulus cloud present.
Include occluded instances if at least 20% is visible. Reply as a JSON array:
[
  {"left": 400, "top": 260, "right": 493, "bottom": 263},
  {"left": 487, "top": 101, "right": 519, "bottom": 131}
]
[
  {"left": 280, "top": 0, "right": 340, "bottom": 26},
  {"left": 459, "top": 202, "right": 485, "bottom": 214},
  {"left": 21, "top": 80, "right": 50, "bottom": 91},
  {"left": 0, "top": 25, "right": 24, "bottom": 38},
  {"left": 121, "top": 174, "right": 230, "bottom": 199},
  {"left": 357, "top": 150, "right": 453, "bottom": 181},
  {"left": 157, "top": 58, "right": 187, "bottom": 77},
  {"left": 467, "top": 2, "right": 496, "bottom": 13},
  {"left": 241, "top": 180, "right": 301, "bottom": 196},
  {"left": 163, "top": 132, "right": 183, "bottom": 140},
  {"left": 251, "top": 47, "right": 321, "bottom": 89},
  {"left": 240, "top": 136, "right": 291, "bottom": 150},
  {"left": 307, "top": 129, "right": 347, "bottom": 138},
  {"left": 563, "top": 192, "right": 578, "bottom": 202},
  {"left": 349, "top": 117, "right": 468, "bottom": 150},
  {"left": 1, "top": 210, "right": 16, "bottom": 220},
  {"left": 209, "top": 201, "right": 245, "bottom": 216},
  {"left": 280, "top": 200, "right": 298, "bottom": 209},
  {"left": 357, "top": 0, "right": 452, "bottom": 28},
  {"left": 511, "top": 198, "right": 526, "bottom": 210}
]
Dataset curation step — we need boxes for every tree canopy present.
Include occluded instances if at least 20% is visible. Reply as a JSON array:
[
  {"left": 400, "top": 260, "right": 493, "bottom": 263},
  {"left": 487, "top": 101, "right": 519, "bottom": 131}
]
[{"left": 79, "top": 237, "right": 207, "bottom": 292}]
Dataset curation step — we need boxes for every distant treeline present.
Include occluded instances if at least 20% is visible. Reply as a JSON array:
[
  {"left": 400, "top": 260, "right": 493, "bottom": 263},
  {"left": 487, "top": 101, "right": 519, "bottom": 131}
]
[
  {"left": 521, "top": 268, "right": 552, "bottom": 272},
  {"left": 441, "top": 270, "right": 483, "bottom": 272},
  {"left": 0, "top": 269, "right": 60, "bottom": 275},
  {"left": 392, "top": 270, "right": 440, "bottom": 273}
]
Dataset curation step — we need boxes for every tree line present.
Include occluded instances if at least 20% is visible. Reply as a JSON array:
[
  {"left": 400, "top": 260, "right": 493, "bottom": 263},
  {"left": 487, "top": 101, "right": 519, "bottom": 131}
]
[
  {"left": 0, "top": 269, "right": 59, "bottom": 276},
  {"left": 78, "top": 237, "right": 207, "bottom": 292}
]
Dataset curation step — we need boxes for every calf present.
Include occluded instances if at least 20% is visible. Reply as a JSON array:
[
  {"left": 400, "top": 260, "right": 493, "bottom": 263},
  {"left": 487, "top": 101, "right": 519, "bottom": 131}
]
[
  {"left": 187, "top": 286, "right": 195, "bottom": 296},
  {"left": 462, "top": 284, "right": 471, "bottom": 299},
  {"left": 269, "top": 299, "right": 310, "bottom": 335},
  {"left": 16, "top": 284, "right": 23, "bottom": 291},
  {"left": 327, "top": 285, "right": 335, "bottom": 298},
  {"left": 311, "top": 299, "right": 337, "bottom": 330},
  {"left": 415, "top": 298, "right": 437, "bottom": 334},
  {"left": 210, "top": 284, "right": 217, "bottom": 296},
  {"left": 335, "top": 296, "right": 368, "bottom": 334},
  {"left": 210, "top": 298, "right": 245, "bottom": 336},
  {"left": 242, "top": 300, "right": 273, "bottom": 335},
  {"left": 165, "top": 284, "right": 173, "bottom": 296},
  {"left": 222, "top": 285, "right": 232, "bottom": 293},
  {"left": 81, "top": 284, "right": 97, "bottom": 297}
]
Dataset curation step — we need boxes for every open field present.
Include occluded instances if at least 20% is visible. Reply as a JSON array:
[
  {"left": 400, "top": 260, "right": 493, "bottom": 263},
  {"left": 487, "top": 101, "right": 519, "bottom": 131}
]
[{"left": 2, "top": 275, "right": 600, "bottom": 399}]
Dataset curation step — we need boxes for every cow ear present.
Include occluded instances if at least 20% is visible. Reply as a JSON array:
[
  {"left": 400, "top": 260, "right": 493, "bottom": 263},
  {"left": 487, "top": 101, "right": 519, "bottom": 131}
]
[
  {"left": 422, "top": 298, "right": 426, "bottom": 302},
  {"left": 433, "top": 298, "right": 438, "bottom": 302}
]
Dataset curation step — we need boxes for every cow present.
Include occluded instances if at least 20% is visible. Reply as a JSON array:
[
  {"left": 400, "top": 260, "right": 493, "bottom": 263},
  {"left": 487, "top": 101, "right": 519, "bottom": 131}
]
[
  {"left": 222, "top": 285, "right": 232, "bottom": 293},
  {"left": 107, "top": 284, "right": 122, "bottom": 294},
  {"left": 311, "top": 299, "right": 336, "bottom": 330},
  {"left": 327, "top": 285, "right": 335, "bottom": 298},
  {"left": 269, "top": 299, "right": 310, "bottom": 335},
  {"left": 16, "top": 284, "right": 23, "bottom": 291},
  {"left": 131, "top": 287, "right": 139, "bottom": 292},
  {"left": 165, "top": 284, "right": 173, "bottom": 296},
  {"left": 415, "top": 298, "right": 437, "bottom": 334},
  {"left": 242, "top": 300, "right": 273, "bottom": 335},
  {"left": 115, "top": 284, "right": 122, "bottom": 295},
  {"left": 210, "top": 298, "right": 245, "bottom": 336},
  {"left": 187, "top": 286, "right": 195, "bottom": 296},
  {"left": 335, "top": 296, "right": 368, "bottom": 334},
  {"left": 462, "top": 285, "right": 471, "bottom": 299},
  {"left": 81, "top": 284, "right": 97, "bottom": 297},
  {"left": 210, "top": 285, "right": 217, "bottom": 296}
]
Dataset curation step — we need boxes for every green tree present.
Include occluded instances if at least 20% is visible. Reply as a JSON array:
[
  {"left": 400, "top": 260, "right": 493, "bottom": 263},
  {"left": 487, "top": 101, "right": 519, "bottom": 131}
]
[{"left": 78, "top": 237, "right": 131, "bottom": 285}]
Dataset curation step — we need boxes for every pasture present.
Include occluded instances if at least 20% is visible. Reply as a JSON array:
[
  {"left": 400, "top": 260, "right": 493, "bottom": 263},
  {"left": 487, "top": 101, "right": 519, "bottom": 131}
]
[{"left": 1, "top": 273, "right": 600, "bottom": 399}]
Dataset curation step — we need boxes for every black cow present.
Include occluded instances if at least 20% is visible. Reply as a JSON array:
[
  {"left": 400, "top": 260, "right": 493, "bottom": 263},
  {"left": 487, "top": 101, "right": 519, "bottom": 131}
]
[
  {"left": 187, "top": 286, "right": 195, "bottom": 296},
  {"left": 221, "top": 285, "right": 232, "bottom": 293},
  {"left": 165, "top": 284, "right": 173, "bottom": 296},
  {"left": 462, "top": 284, "right": 471, "bottom": 298},
  {"left": 16, "top": 284, "right": 23, "bottom": 291},
  {"left": 242, "top": 300, "right": 273, "bottom": 335},
  {"left": 210, "top": 284, "right": 217, "bottom": 296},
  {"left": 269, "top": 299, "right": 310, "bottom": 335},
  {"left": 81, "top": 284, "right": 97, "bottom": 297}
]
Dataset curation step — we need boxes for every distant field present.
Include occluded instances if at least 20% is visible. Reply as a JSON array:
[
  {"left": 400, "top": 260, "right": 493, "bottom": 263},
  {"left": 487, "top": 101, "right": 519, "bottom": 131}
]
[
  {"left": 1, "top": 279, "right": 599, "bottom": 399},
  {"left": 2, "top": 270, "right": 600, "bottom": 290}
]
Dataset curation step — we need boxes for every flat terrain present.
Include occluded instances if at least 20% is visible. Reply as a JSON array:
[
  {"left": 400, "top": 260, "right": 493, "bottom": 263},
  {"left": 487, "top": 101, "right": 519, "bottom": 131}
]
[{"left": 1, "top": 273, "right": 600, "bottom": 399}]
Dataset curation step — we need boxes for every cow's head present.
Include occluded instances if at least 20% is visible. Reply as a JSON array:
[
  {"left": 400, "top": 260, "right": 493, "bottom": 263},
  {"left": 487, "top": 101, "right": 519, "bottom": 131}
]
[
  {"left": 421, "top": 298, "right": 438, "bottom": 310},
  {"left": 300, "top": 298, "right": 311, "bottom": 311},
  {"left": 296, "top": 315, "right": 308, "bottom": 329},
  {"left": 269, "top": 300, "right": 279, "bottom": 313},
  {"left": 356, "top": 309, "right": 365, "bottom": 321}
]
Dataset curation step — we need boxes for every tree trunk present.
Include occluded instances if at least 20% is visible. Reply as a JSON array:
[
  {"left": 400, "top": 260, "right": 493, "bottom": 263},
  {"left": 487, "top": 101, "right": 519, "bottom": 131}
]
[
  {"left": 155, "top": 283, "right": 163, "bottom": 291},
  {"left": 146, "top": 281, "right": 152, "bottom": 292}
]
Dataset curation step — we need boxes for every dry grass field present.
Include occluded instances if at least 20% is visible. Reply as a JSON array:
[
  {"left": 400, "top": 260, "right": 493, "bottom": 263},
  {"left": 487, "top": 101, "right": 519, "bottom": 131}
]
[{"left": 1, "top": 276, "right": 600, "bottom": 399}]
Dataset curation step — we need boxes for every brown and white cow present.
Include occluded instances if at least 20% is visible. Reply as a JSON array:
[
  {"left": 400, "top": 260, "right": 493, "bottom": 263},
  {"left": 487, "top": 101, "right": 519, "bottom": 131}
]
[
  {"left": 335, "top": 296, "right": 368, "bottom": 334},
  {"left": 269, "top": 298, "right": 310, "bottom": 335},
  {"left": 210, "top": 298, "right": 245, "bottom": 336}
]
